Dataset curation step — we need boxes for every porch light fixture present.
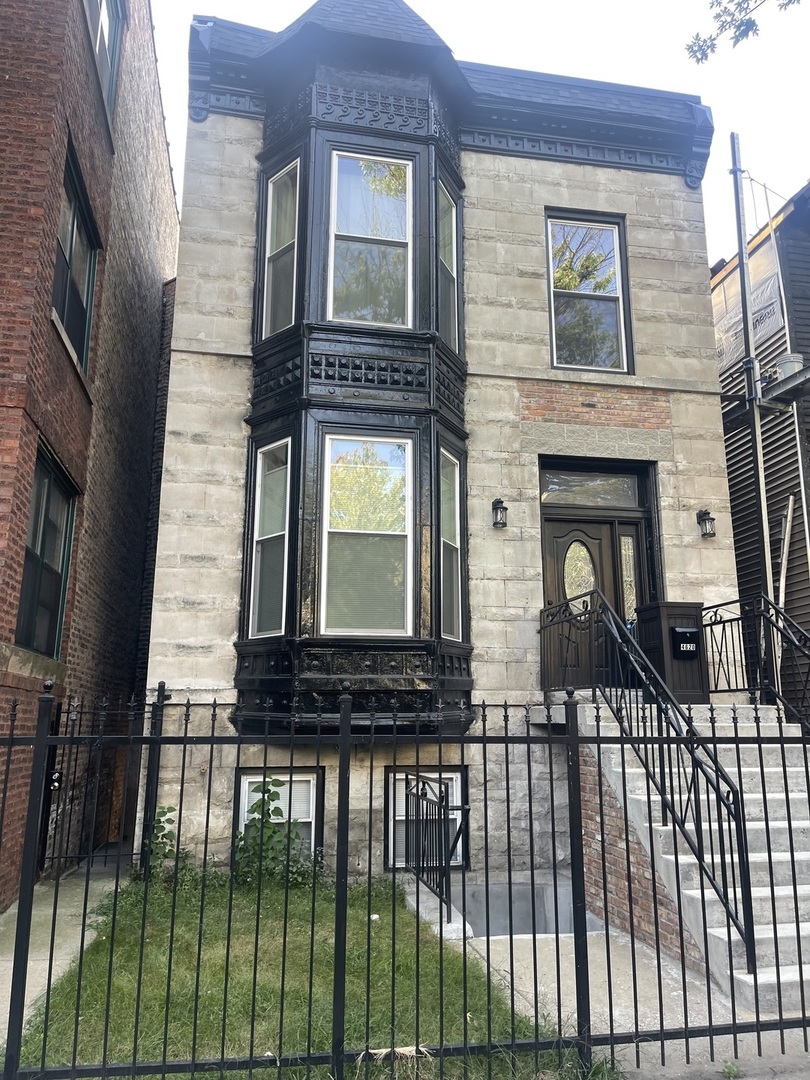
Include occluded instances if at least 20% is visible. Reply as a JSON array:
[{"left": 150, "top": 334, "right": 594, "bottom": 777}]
[
  {"left": 696, "top": 509, "right": 716, "bottom": 540},
  {"left": 492, "top": 499, "right": 508, "bottom": 529}
]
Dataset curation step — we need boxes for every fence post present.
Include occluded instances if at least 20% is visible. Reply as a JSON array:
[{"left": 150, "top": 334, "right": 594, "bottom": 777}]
[
  {"left": 3, "top": 682, "right": 55, "bottom": 1080},
  {"left": 565, "top": 687, "right": 592, "bottom": 1074},
  {"left": 332, "top": 687, "right": 352, "bottom": 1080},
  {"left": 140, "top": 681, "right": 169, "bottom": 878}
]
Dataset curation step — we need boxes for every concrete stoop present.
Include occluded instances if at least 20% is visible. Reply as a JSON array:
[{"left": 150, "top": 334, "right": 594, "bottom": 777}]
[{"left": 578, "top": 703, "right": 810, "bottom": 1016}]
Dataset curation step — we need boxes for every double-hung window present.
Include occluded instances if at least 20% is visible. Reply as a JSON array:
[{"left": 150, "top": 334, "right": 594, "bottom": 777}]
[
  {"left": 16, "top": 456, "right": 75, "bottom": 658},
  {"left": 322, "top": 436, "right": 412, "bottom": 635},
  {"left": 388, "top": 768, "right": 465, "bottom": 868},
  {"left": 548, "top": 218, "right": 628, "bottom": 371},
  {"left": 83, "top": 0, "right": 125, "bottom": 111},
  {"left": 438, "top": 183, "right": 458, "bottom": 350},
  {"left": 238, "top": 771, "right": 317, "bottom": 854},
  {"left": 250, "top": 440, "right": 291, "bottom": 636},
  {"left": 440, "top": 450, "right": 461, "bottom": 640},
  {"left": 328, "top": 153, "right": 411, "bottom": 327},
  {"left": 263, "top": 162, "right": 299, "bottom": 337},
  {"left": 52, "top": 160, "right": 97, "bottom": 371}
]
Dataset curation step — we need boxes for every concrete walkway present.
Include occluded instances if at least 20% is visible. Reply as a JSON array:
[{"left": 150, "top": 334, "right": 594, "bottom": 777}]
[{"left": 0, "top": 866, "right": 117, "bottom": 1037}]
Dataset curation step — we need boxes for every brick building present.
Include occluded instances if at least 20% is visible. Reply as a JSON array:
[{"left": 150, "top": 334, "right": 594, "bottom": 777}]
[
  {"left": 145, "top": 0, "right": 737, "bottom": 864},
  {"left": 0, "top": 0, "right": 178, "bottom": 906}
]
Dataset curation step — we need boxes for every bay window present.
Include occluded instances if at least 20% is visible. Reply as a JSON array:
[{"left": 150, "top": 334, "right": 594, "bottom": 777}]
[
  {"left": 548, "top": 217, "right": 628, "bottom": 371},
  {"left": 250, "top": 440, "right": 291, "bottom": 636},
  {"left": 438, "top": 183, "right": 458, "bottom": 350},
  {"left": 440, "top": 450, "right": 461, "bottom": 640},
  {"left": 328, "top": 153, "right": 411, "bottom": 327},
  {"left": 322, "top": 436, "right": 412, "bottom": 635},
  {"left": 263, "top": 162, "right": 299, "bottom": 337}
]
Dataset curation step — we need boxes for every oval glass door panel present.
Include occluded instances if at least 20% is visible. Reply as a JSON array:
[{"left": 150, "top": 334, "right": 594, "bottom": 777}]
[{"left": 563, "top": 540, "right": 596, "bottom": 612}]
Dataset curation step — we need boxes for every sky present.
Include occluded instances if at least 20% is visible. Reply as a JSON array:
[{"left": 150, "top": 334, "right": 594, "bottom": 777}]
[{"left": 150, "top": 0, "right": 810, "bottom": 267}]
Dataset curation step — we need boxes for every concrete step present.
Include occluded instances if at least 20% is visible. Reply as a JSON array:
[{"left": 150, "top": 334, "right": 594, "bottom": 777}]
[
  {"left": 658, "top": 819, "right": 810, "bottom": 857},
  {"left": 682, "top": 883, "right": 810, "bottom": 930},
  {"left": 660, "top": 850, "right": 810, "bottom": 891},
  {"left": 732, "top": 962, "right": 810, "bottom": 1014},
  {"left": 709, "top": 920, "right": 810, "bottom": 968},
  {"left": 620, "top": 765, "right": 810, "bottom": 799}
]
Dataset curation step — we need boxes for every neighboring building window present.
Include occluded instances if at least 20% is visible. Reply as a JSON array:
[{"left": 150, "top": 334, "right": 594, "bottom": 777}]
[
  {"left": 238, "top": 772, "right": 318, "bottom": 854},
  {"left": 440, "top": 450, "right": 461, "bottom": 641},
  {"left": 322, "top": 436, "right": 412, "bottom": 635},
  {"left": 52, "top": 159, "right": 97, "bottom": 371},
  {"left": 328, "top": 153, "right": 411, "bottom": 327},
  {"left": 250, "top": 440, "right": 291, "bottom": 637},
  {"left": 83, "top": 0, "right": 125, "bottom": 111},
  {"left": 16, "top": 456, "right": 75, "bottom": 658},
  {"left": 438, "top": 183, "right": 458, "bottom": 350},
  {"left": 263, "top": 162, "right": 299, "bottom": 338},
  {"left": 548, "top": 218, "right": 628, "bottom": 371},
  {"left": 388, "top": 769, "right": 465, "bottom": 868}
]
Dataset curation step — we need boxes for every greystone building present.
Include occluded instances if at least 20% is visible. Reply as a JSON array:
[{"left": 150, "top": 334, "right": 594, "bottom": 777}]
[{"left": 145, "top": 0, "right": 738, "bottom": 869}]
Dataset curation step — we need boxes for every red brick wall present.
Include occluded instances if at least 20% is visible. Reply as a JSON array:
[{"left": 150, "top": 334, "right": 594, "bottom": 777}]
[
  {"left": 0, "top": 0, "right": 178, "bottom": 909},
  {"left": 579, "top": 743, "right": 705, "bottom": 974},
  {"left": 520, "top": 381, "right": 671, "bottom": 430}
]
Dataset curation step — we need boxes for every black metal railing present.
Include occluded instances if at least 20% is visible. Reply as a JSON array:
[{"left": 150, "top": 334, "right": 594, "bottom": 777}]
[
  {"left": 403, "top": 772, "right": 468, "bottom": 916},
  {"left": 704, "top": 594, "right": 810, "bottom": 730},
  {"left": 538, "top": 589, "right": 757, "bottom": 976}
]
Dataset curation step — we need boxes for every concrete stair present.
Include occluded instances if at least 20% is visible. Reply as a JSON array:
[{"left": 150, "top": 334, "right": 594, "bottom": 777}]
[{"left": 579, "top": 703, "right": 810, "bottom": 1015}]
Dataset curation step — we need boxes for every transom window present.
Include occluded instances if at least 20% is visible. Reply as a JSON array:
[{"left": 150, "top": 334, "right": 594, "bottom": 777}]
[
  {"left": 438, "top": 183, "right": 458, "bottom": 350},
  {"left": 263, "top": 162, "right": 299, "bottom": 337},
  {"left": 322, "top": 436, "right": 412, "bottom": 635},
  {"left": 440, "top": 450, "right": 461, "bottom": 640},
  {"left": 548, "top": 218, "right": 628, "bottom": 371},
  {"left": 16, "top": 456, "right": 75, "bottom": 658},
  {"left": 250, "top": 440, "right": 291, "bottom": 636},
  {"left": 52, "top": 159, "right": 97, "bottom": 371},
  {"left": 328, "top": 153, "right": 411, "bottom": 327}
]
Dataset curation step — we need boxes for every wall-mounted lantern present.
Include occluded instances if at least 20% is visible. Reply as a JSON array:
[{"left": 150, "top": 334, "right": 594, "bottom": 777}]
[
  {"left": 696, "top": 509, "right": 716, "bottom": 540},
  {"left": 492, "top": 499, "right": 508, "bottom": 529}
]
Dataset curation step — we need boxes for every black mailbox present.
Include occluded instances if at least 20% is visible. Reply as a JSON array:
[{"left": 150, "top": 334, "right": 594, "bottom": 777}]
[{"left": 670, "top": 626, "right": 700, "bottom": 659}]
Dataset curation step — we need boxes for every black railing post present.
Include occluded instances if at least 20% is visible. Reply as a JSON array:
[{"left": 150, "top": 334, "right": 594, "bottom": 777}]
[
  {"left": 3, "top": 681, "right": 55, "bottom": 1080},
  {"left": 332, "top": 687, "right": 352, "bottom": 1080},
  {"left": 140, "top": 680, "right": 169, "bottom": 878},
  {"left": 565, "top": 687, "right": 592, "bottom": 1074}
]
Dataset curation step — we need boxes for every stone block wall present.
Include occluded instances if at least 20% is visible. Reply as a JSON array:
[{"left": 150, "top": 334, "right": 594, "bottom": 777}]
[{"left": 462, "top": 153, "right": 738, "bottom": 700}]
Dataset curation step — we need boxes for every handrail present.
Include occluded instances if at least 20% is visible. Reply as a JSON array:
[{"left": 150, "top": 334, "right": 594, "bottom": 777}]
[
  {"left": 538, "top": 589, "right": 756, "bottom": 975},
  {"left": 403, "top": 772, "right": 468, "bottom": 917},
  {"left": 703, "top": 593, "right": 810, "bottom": 732}
]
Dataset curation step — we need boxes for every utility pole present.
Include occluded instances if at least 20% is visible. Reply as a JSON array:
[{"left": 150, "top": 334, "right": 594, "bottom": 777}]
[{"left": 730, "top": 132, "right": 775, "bottom": 604}]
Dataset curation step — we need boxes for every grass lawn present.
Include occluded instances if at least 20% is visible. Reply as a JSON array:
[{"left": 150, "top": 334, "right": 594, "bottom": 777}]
[{"left": 19, "top": 872, "right": 578, "bottom": 1078}]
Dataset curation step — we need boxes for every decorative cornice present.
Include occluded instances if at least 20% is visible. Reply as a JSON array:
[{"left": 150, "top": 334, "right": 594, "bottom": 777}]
[
  {"left": 189, "top": 88, "right": 265, "bottom": 123},
  {"left": 264, "top": 87, "right": 312, "bottom": 145},
  {"left": 459, "top": 127, "right": 704, "bottom": 188},
  {"left": 253, "top": 356, "right": 302, "bottom": 403},
  {"left": 309, "top": 353, "right": 429, "bottom": 391},
  {"left": 315, "top": 84, "right": 430, "bottom": 133},
  {"left": 435, "top": 352, "right": 465, "bottom": 419}
]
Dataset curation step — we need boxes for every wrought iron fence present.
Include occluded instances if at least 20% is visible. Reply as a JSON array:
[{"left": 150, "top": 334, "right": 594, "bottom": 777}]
[
  {"left": 704, "top": 594, "right": 810, "bottom": 730},
  {"left": 2, "top": 686, "right": 810, "bottom": 1079}
]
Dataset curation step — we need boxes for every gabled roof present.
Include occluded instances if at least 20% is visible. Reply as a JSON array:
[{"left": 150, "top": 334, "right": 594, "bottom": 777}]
[{"left": 257, "top": 0, "right": 449, "bottom": 56}]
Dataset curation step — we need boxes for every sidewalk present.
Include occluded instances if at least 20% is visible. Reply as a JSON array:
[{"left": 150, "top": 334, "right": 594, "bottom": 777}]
[{"left": 0, "top": 866, "right": 117, "bottom": 1034}]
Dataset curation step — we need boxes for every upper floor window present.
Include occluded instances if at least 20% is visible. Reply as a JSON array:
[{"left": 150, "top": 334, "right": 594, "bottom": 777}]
[
  {"left": 328, "top": 154, "right": 411, "bottom": 327},
  {"left": 16, "top": 455, "right": 75, "bottom": 658},
  {"left": 52, "top": 158, "right": 98, "bottom": 372},
  {"left": 263, "top": 162, "right": 299, "bottom": 338},
  {"left": 548, "top": 218, "right": 628, "bottom": 371},
  {"left": 322, "top": 436, "right": 412, "bottom": 635},
  {"left": 438, "top": 184, "right": 458, "bottom": 351},
  {"left": 83, "top": 0, "right": 125, "bottom": 112},
  {"left": 250, "top": 440, "right": 291, "bottom": 637},
  {"left": 440, "top": 450, "right": 461, "bottom": 640}
]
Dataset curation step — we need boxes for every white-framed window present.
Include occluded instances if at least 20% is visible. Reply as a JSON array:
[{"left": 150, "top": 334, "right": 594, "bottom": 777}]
[
  {"left": 328, "top": 153, "right": 412, "bottom": 327},
  {"left": 250, "top": 439, "right": 291, "bottom": 637},
  {"left": 321, "top": 435, "right": 413, "bottom": 636},
  {"left": 388, "top": 769, "right": 465, "bottom": 868},
  {"left": 238, "top": 772, "right": 317, "bottom": 854},
  {"left": 440, "top": 450, "right": 461, "bottom": 641},
  {"left": 548, "top": 218, "right": 628, "bottom": 371},
  {"left": 263, "top": 162, "right": 299, "bottom": 338},
  {"left": 438, "top": 183, "right": 458, "bottom": 350},
  {"left": 83, "top": 0, "right": 125, "bottom": 111}
]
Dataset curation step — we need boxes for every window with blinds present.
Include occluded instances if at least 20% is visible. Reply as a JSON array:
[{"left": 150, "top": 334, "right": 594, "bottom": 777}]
[{"left": 239, "top": 772, "right": 316, "bottom": 853}]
